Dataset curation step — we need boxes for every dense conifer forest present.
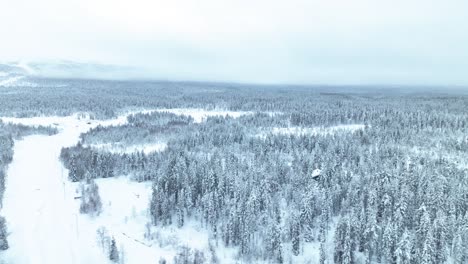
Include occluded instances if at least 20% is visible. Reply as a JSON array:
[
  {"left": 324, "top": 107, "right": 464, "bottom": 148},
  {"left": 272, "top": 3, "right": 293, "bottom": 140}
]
[
  {"left": 1, "top": 0, "right": 467, "bottom": 261},
  {"left": 43, "top": 81, "right": 467, "bottom": 263}
]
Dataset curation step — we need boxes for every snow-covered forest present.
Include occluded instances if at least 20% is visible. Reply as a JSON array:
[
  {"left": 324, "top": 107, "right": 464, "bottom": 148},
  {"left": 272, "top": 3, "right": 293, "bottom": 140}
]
[{"left": 0, "top": 77, "right": 467, "bottom": 263}]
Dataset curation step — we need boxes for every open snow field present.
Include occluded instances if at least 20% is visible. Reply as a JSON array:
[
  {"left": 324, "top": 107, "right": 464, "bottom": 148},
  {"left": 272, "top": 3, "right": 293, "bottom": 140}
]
[
  {"left": 82, "top": 108, "right": 254, "bottom": 154},
  {"left": 137, "top": 108, "right": 253, "bottom": 123},
  {"left": 154, "top": 108, "right": 253, "bottom": 123},
  {"left": 81, "top": 177, "right": 218, "bottom": 263}
]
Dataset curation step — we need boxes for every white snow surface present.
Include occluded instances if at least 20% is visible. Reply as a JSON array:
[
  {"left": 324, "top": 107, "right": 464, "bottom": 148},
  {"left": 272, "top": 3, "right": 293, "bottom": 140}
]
[
  {"left": 0, "top": 63, "right": 39, "bottom": 87},
  {"left": 0, "top": 113, "right": 129, "bottom": 129},
  {"left": 0, "top": 75, "right": 27, "bottom": 87}
]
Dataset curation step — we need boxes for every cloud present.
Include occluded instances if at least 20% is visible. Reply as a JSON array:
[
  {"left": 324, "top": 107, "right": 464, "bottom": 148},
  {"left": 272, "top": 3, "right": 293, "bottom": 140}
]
[{"left": 0, "top": 0, "right": 467, "bottom": 85}]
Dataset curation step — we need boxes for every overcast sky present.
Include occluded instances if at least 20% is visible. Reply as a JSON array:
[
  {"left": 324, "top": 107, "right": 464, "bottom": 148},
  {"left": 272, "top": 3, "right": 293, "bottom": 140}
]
[{"left": 1, "top": 0, "right": 467, "bottom": 85}]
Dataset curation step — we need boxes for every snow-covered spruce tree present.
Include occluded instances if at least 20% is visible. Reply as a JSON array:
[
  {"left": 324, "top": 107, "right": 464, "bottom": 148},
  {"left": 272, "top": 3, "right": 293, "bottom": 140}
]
[
  {"left": 266, "top": 221, "right": 283, "bottom": 263},
  {"left": 109, "top": 238, "right": 119, "bottom": 263},
  {"left": 0, "top": 216, "right": 8, "bottom": 250},
  {"left": 176, "top": 206, "right": 184, "bottom": 228},
  {"left": 173, "top": 246, "right": 190, "bottom": 264},
  {"left": 68, "top": 155, "right": 79, "bottom": 182},
  {"left": 79, "top": 178, "right": 102, "bottom": 216},
  {"left": 451, "top": 232, "right": 465, "bottom": 264},
  {"left": 382, "top": 222, "right": 397, "bottom": 263},
  {"left": 290, "top": 212, "right": 301, "bottom": 256},
  {"left": 319, "top": 233, "right": 326, "bottom": 264},
  {"left": 193, "top": 250, "right": 206, "bottom": 264},
  {"left": 395, "top": 229, "right": 412, "bottom": 264},
  {"left": 96, "top": 226, "right": 110, "bottom": 251},
  {"left": 334, "top": 216, "right": 354, "bottom": 264},
  {"left": 421, "top": 227, "right": 436, "bottom": 264},
  {"left": 0, "top": 169, "right": 5, "bottom": 209}
]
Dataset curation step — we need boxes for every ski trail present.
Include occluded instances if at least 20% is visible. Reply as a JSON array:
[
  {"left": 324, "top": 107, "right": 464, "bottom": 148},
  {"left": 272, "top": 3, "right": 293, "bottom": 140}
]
[
  {"left": 1, "top": 133, "right": 107, "bottom": 263},
  {"left": 0, "top": 114, "right": 133, "bottom": 264}
]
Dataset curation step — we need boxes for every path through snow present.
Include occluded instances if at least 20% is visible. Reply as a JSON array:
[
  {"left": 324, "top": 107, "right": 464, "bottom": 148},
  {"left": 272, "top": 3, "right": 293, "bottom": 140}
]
[{"left": 0, "top": 114, "right": 131, "bottom": 264}]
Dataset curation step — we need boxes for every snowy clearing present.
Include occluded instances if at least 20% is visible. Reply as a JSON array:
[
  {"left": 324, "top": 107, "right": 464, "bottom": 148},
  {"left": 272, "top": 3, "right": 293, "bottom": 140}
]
[
  {"left": 404, "top": 145, "right": 468, "bottom": 170},
  {"left": 0, "top": 112, "right": 130, "bottom": 130},
  {"left": 0, "top": 76, "right": 28, "bottom": 87},
  {"left": 148, "top": 108, "right": 253, "bottom": 123},
  {"left": 74, "top": 176, "right": 220, "bottom": 263}
]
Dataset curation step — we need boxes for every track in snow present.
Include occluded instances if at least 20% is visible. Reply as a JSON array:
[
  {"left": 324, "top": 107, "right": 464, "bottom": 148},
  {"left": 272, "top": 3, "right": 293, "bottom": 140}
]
[
  {"left": 1, "top": 133, "right": 107, "bottom": 264},
  {"left": 0, "top": 114, "right": 132, "bottom": 264}
]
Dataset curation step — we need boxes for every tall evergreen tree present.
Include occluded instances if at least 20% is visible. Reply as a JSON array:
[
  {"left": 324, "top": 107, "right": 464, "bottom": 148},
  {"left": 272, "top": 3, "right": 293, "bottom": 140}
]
[{"left": 109, "top": 238, "right": 119, "bottom": 263}]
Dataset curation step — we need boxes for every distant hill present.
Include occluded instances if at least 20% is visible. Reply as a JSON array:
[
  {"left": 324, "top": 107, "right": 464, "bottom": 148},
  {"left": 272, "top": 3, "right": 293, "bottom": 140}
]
[{"left": 0, "top": 60, "right": 145, "bottom": 86}]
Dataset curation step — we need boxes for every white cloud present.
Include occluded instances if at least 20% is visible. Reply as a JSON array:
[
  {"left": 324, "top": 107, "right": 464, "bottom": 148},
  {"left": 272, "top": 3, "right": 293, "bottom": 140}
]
[{"left": 0, "top": 0, "right": 467, "bottom": 85}]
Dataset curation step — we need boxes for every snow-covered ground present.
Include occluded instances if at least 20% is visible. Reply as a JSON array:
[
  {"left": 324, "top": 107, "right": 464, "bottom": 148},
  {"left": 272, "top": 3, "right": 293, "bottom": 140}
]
[
  {"left": 76, "top": 176, "right": 218, "bottom": 263},
  {"left": 0, "top": 116, "right": 113, "bottom": 264},
  {"left": 0, "top": 75, "right": 36, "bottom": 87},
  {"left": 404, "top": 145, "right": 468, "bottom": 170},
  {"left": 0, "top": 62, "right": 38, "bottom": 87}
]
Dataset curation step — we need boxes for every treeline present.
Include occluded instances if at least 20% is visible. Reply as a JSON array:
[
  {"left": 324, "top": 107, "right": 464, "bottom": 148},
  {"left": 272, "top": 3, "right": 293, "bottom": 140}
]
[
  {"left": 3, "top": 76, "right": 465, "bottom": 120},
  {"left": 0, "top": 127, "right": 14, "bottom": 209},
  {"left": 80, "top": 112, "right": 193, "bottom": 146},
  {"left": 60, "top": 93, "right": 468, "bottom": 263},
  {"left": 0, "top": 79, "right": 307, "bottom": 119}
]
